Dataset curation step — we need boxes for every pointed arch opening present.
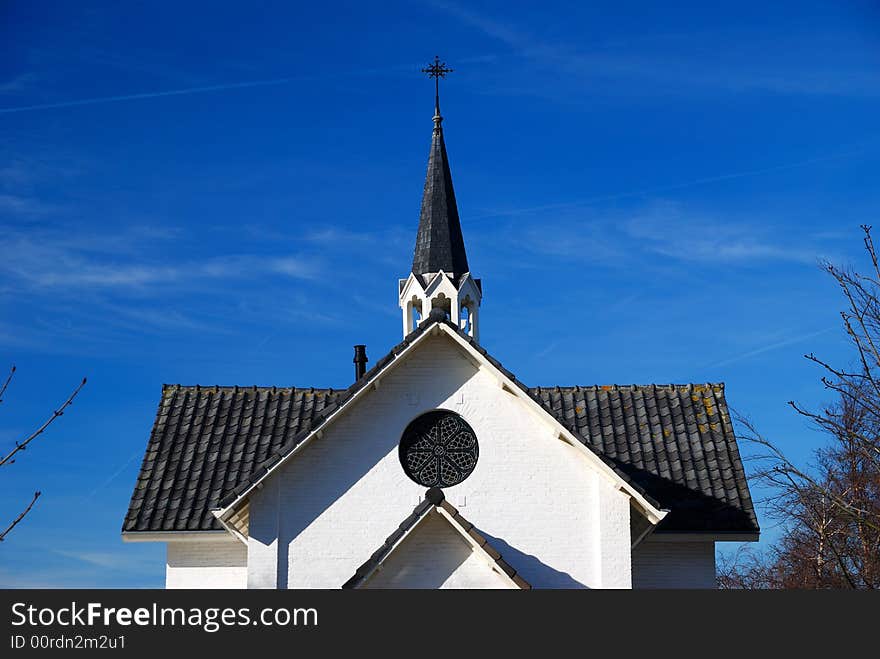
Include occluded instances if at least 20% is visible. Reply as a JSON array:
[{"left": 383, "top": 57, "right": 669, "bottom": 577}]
[
  {"left": 409, "top": 295, "right": 424, "bottom": 332},
  {"left": 430, "top": 292, "right": 451, "bottom": 320},
  {"left": 459, "top": 295, "right": 474, "bottom": 334}
]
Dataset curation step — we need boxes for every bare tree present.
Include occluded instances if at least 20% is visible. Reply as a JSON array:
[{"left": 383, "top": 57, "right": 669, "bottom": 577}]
[
  {"left": 0, "top": 365, "right": 86, "bottom": 542},
  {"left": 721, "top": 226, "right": 880, "bottom": 588}
]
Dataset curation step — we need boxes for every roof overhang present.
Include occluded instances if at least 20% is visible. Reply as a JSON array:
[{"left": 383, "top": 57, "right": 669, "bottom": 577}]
[
  {"left": 647, "top": 532, "right": 761, "bottom": 543},
  {"left": 121, "top": 530, "right": 233, "bottom": 543}
]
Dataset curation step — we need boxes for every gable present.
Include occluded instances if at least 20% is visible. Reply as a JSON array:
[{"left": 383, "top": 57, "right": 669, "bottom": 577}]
[
  {"left": 211, "top": 321, "right": 664, "bottom": 536},
  {"left": 361, "top": 512, "right": 514, "bottom": 589},
  {"left": 345, "top": 489, "right": 528, "bottom": 589},
  {"left": 244, "top": 331, "right": 634, "bottom": 588},
  {"left": 123, "top": 315, "right": 758, "bottom": 541}
]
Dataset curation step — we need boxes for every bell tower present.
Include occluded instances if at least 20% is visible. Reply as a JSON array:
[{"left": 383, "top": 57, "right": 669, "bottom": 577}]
[{"left": 399, "top": 57, "right": 482, "bottom": 341}]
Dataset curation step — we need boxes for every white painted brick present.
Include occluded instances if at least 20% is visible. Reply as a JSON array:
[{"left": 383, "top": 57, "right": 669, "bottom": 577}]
[
  {"left": 161, "top": 333, "right": 719, "bottom": 589},
  {"left": 363, "top": 511, "right": 511, "bottom": 589},
  {"left": 247, "top": 334, "right": 630, "bottom": 589},
  {"left": 247, "top": 477, "right": 280, "bottom": 589},
  {"left": 166, "top": 539, "right": 247, "bottom": 589},
  {"left": 597, "top": 486, "right": 633, "bottom": 588}
]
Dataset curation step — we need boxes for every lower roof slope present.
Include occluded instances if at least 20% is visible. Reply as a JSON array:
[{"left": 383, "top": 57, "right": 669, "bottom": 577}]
[{"left": 123, "top": 320, "right": 758, "bottom": 537}]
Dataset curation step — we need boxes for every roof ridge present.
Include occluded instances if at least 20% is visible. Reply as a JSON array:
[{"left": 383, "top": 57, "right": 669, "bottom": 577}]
[
  {"left": 533, "top": 383, "right": 725, "bottom": 391},
  {"left": 164, "top": 382, "right": 727, "bottom": 392},
  {"left": 160, "top": 385, "right": 340, "bottom": 392}
]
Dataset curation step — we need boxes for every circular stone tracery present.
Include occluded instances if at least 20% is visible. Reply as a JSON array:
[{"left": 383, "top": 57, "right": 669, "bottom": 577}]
[{"left": 399, "top": 411, "right": 479, "bottom": 488}]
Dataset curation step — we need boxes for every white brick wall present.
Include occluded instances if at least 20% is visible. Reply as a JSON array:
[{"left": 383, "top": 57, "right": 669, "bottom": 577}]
[
  {"left": 363, "top": 511, "right": 512, "bottom": 589},
  {"left": 596, "top": 482, "right": 633, "bottom": 588},
  {"left": 631, "top": 540, "right": 716, "bottom": 589},
  {"left": 247, "top": 334, "right": 633, "bottom": 589},
  {"left": 248, "top": 477, "right": 281, "bottom": 589},
  {"left": 166, "top": 538, "right": 247, "bottom": 589}
]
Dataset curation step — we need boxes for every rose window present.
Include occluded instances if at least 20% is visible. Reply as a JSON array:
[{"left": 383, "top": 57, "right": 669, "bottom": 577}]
[{"left": 399, "top": 411, "right": 479, "bottom": 487}]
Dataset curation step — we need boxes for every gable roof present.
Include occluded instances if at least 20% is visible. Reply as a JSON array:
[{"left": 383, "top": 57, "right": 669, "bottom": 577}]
[
  {"left": 123, "top": 313, "right": 758, "bottom": 538},
  {"left": 342, "top": 488, "right": 531, "bottom": 589},
  {"left": 209, "top": 314, "right": 665, "bottom": 530},
  {"left": 412, "top": 117, "right": 469, "bottom": 279}
]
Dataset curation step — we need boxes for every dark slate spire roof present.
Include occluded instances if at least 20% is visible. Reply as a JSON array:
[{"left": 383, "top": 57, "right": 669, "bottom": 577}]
[{"left": 411, "top": 111, "right": 470, "bottom": 279}]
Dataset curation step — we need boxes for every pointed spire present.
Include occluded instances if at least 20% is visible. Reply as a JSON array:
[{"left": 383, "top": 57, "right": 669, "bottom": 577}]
[{"left": 412, "top": 57, "right": 469, "bottom": 279}]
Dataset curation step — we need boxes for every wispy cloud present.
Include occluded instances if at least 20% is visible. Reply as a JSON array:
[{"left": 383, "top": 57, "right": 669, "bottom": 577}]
[
  {"left": 0, "top": 194, "right": 58, "bottom": 217},
  {"left": 511, "top": 217, "right": 627, "bottom": 265},
  {"left": 470, "top": 145, "right": 871, "bottom": 223},
  {"left": 304, "top": 228, "right": 377, "bottom": 244},
  {"left": 500, "top": 200, "right": 830, "bottom": 269},
  {"left": 51, "top": 550, "right": 140, "bottom": 570},
  {"left": 0, "top": 563, "right": 161, "bottom": 588},
  {"left": 0, "top": 216, "right": 332, "bottom": 353},
  {"left": 0, "top": 73, "right": 38, "bottom": 95},
  {"left": 0, "top": 225, "right": 319, "bottom": 292},
  {"left": 624, "top": 204, "right": 826, "bottom": 265},
  {"left": 428, "top": 1, "right": 536, "bottom": 52},
  {"left": 0, "top": 57, "right": 443, "bottom": 115},
  {"left": 0, "top": 76, "right": 304, "bottom": 114},
  {"left": 704, "top": 326, "right": 838, "bottom": 369},
  {"left": 429, "top": 1, "right": 880, "bottom": 98},
  {"left": 94, "top": 305, "right": 227, "bottom": 334}
]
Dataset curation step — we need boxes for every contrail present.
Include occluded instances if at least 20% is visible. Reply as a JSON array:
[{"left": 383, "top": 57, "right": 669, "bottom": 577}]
[
  {"left": 86, "top": 451, "right": 142, "bottom": 499},
  {"left": 470, "top": 145, "right": 874, "bottom": 221},
  {"left": 0, "top": 58, "right": 454, "bottom": 115},
  {"left": 0, "top": 76, "right": 304, "bottom": 114},
  {"left": 704, "top": 326, "right": 838, "bottom": 370}
]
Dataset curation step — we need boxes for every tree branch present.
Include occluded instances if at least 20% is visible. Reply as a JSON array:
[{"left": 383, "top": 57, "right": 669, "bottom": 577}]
[
  {"left": 0, "top": 377, "right": 87, "bottom": 467},
  {"left": 739, "top": 413, "right": 880, "bottom": 533},
  {"left": 0, "top": 365, "right": 14, "bottom": 405},
  {"left": 0, "top": 491, "right": 41, "bottom": 542}
]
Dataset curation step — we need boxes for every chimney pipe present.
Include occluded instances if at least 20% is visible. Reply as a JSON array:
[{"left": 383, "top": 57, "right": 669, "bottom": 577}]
[{"left": 353, "top": 345, "right": 368, "bottom": 381}]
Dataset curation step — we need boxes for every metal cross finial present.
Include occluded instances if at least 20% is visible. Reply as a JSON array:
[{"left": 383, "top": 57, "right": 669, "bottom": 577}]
[{"left": 422, "top": 55, "right": 453, "bottom": 125}]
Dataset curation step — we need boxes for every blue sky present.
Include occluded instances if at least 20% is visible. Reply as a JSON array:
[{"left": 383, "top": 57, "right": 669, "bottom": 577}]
[{"left": 1, "top": 0, "right": 878, "bottom": 587}]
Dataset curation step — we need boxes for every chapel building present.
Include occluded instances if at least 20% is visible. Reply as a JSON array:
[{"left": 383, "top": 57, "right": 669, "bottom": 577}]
[{"left": 123, "top": 84, "right": 759, "bottom": 589}]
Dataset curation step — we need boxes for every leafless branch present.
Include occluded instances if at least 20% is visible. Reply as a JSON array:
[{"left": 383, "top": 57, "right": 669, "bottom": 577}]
[
  {"left": 0, "top": 377, "right": 87, "bottom": 467},
  {"left": 0, "top": 365, "right": 14, "bottom": 405},
  {"left": 0, "top": 491, "right": 41, "bottom": 542},
  {"left": 723, "top": 227, "right": 880, "bottom": 588}
]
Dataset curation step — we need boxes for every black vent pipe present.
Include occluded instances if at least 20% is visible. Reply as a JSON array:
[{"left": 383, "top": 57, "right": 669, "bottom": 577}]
[{"left": 353, "top": 345, "right": 368, "bottom": 381}]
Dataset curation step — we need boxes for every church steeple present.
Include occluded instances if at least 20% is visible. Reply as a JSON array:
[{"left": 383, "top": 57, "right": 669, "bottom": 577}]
[
  {"left": 412, "top": 56, "right": 469, "bottom": 280},
  {"left": 399, "top": 57, "right": 482, "bottom": 341},
  {"left": 412, "top": 104, "right": 470, "bottom": 279}
]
